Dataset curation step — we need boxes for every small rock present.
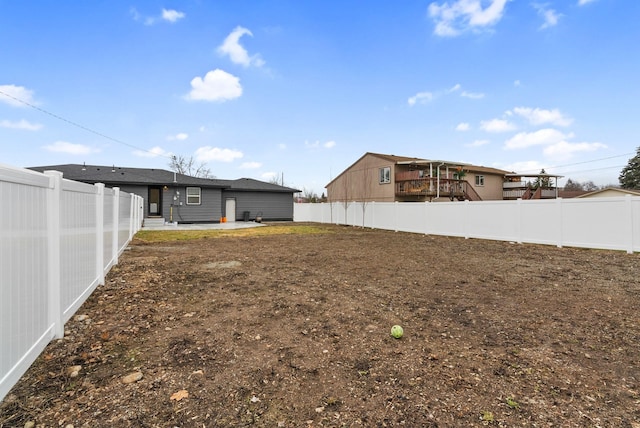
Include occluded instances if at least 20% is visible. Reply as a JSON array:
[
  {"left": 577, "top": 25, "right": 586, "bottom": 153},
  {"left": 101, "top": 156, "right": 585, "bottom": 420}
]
[
  {"left": 66, "top": 365, "right": 82, "bottom": 377},
  {"left": 24, "top": 422, "right": 35, "bottom": 428},
  {"left": 315, "top": 406, "right": 325, "bottom": 413},
  {"left": 122, "top": 371, "right": 143, "bottom": 384},
  {"left": 74, "top": 314, "right": 89, "bottom": 322}
]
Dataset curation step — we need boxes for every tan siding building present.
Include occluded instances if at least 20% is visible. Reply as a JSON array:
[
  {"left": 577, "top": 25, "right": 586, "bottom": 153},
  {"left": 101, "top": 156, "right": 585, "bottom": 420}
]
[{"left": 326, "top": 152, "right": 512, "bottom": 203}]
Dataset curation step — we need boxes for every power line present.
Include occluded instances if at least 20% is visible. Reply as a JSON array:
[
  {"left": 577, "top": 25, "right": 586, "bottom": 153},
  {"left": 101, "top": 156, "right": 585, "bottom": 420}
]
[
  {"left": 517, "top": 152, "right": 635, "bottom": 175},
  {"left": 0, "top": 89, "right": 174, "bottom": 160}
]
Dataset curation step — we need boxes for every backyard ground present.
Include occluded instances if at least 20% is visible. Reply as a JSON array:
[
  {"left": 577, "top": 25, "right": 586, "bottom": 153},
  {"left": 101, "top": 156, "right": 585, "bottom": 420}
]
[{"left": 1, "top": 223, "right": 639, "bottom": 427}]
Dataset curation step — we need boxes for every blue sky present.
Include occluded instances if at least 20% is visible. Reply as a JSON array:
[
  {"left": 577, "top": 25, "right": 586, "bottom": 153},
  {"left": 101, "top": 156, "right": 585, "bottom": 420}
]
[{"left": 1, "top": 0, "right": 638, "bottom": 194}]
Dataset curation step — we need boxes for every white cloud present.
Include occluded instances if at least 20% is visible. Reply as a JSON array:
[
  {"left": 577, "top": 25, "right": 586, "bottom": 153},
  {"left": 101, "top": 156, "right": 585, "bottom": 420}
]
[
  {"left": 504, "top": 128, "right": 571, "bottom": 149},
  {"left": 167, "top": 132, "right": 189, "bottom": 141},
  {"left": 543, "top": 141, "right": 607, "bottom": 159},
  {"left": 0, "top": 84, "right": 38, "bottom": 107},
  {"left": 217, "top": 26, "right": 265, "bottom": 68},
  {"left": 461, "top": 90, "right": 484, "bottom": 99},
  {"left": 0, "top": 119, "right": 42, "bottom": 131},
  {"left": 162, "top": 9, "right": 185, "bottom": 23},
  {"left": 278, "top": 143, "right": 287, "bottom": 150},
  {"left": 133, "top": 146, "right": 172, "bottom": 158},
  {"left": 408, "top": 91, "right": 433, "bottom": 106},
  {"left": 578, "top": 0, "right": 597, "bottom": 5},
  {"left": 449, "top": 83, "right": 462, "bottom": 92},
  {"left": 511, "top": 107, "right": 573, "bottom": 126},
  {"left": 514, "top": 80, "right": 521, "bottom": 87},
  {"left": 428, "top": 0, "right": 510, "bottom": 37},
  {"left": 240, "top": 161, "right": 262, "bottom": 169},
  {"left": 185, "top": 69, "right": 242, "bottom": 102},
  {"left": 131, "top": 7, "right": 185, "bottom": 25},
  {"left": 456, "top": 122, "right": 470, "bottom": 131},
  {"left": 44, "top": 141, "right": 99, "bottom": 155},
  {"left": 533, "top": 4, "right": 561, "bottom": 29},
  {"left": 480, "top": 118, "right": 517, "bottom": 133},
  {"left": 305, "top": 140, "right": 336, "bottom": 149},
  {"left": 466, "top": 139, "right": 490, "bottom": 147},
  {"left": 324, "top": 140, "right": 336, "bottom": 149},
  {"left": 195, "top": 146, "right": 243, "bottom": 162}
]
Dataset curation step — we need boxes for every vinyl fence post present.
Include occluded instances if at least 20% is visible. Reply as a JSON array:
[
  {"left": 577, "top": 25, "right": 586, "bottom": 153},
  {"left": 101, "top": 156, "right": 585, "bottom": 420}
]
[
  {"left": 517, "top": 198, "right": 523, "bottom": 244},
  {"left": 129, "top": 193, "right": 135, "bottom": 241},
  {"left": 112, "top": 187, "right": 120, "bottom": 264},
  {"left": 394, "top": 201, "right": 398, "bottom": 232},
  {"left": 371, "top": 201, "right": 375, "bottom": 229},
  {"left": 626, "top": 195, "right": 634, "bottom": 254},
  {"left": 95, "top": 183, "right": 105, "bottom": 286},
  {"left": 44, "top": 171, "right": 64, "bottom": 339},
  {"left": 464, "top": 199, "right": 470, "bottom": 239},
  {"left": 556, "top": 198, "right": 563, "bottom": 248},
  {"left": 424, "top": 201, "right": 429, "bottom": 235}
]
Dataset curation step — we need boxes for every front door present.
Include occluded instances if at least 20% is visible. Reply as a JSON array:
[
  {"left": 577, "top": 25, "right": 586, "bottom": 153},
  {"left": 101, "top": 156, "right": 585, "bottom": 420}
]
[
  {"left": 225, "top": 198, "right": 236, "bottom": 223},
  {"left": 148, "top": 186, "right": 162, "bottom": 216}
]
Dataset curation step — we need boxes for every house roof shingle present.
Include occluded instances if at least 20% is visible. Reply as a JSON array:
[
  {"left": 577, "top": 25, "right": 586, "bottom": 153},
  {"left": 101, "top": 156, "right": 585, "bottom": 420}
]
[{"left": 28, "top": 164, "right": 299, "bottom": 193}]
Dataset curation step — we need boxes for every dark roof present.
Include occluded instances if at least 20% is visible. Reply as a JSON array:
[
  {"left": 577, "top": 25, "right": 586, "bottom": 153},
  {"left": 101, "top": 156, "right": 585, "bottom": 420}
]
[
  {"left": 222, "top": 177, "right": 300, "bottom": 193},
  {"left": 28, "top": 164, "right": 299, "bottom": 193},
  {"left": 29, "top": 164, "right": 227, "bottom": 187}
]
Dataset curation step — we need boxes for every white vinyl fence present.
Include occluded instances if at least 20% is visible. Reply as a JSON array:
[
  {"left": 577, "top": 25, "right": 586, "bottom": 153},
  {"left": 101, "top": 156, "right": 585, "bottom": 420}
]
[
  {"left": 294, "top": 197, "right": 640, "bottom": 253},
  {"left": 0, "top": 165, "right": 143, "bottom": 402}
]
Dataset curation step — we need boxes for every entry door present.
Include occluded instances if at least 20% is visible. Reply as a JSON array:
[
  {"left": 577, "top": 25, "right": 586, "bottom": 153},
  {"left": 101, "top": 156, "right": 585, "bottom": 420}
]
[
  {"left": 148, "top": 187, "right": 162, "bottom": 216},
  {"left": 225, "top": 198, "right": 236, "bottom": 223}
]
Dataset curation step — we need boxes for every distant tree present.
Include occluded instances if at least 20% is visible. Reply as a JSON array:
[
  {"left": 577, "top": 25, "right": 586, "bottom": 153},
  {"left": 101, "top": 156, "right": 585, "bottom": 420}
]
[
  {"left": 563, "top": 179, "right": 599, "bottom": 191},
  {"left": 268, "top": 173, "right": 285, "bottom": 186},
  {"left": 563, "top": 178, "right": 583, "bottom": 191},
  {"left": 169, "top": 155, "right": 214, "bottom": 178},
  {"left": 619, "top": 147, "right": 640, "bottom": 189},
  {"left": 301, "top": 187, "right": 320, "bottom": 203},
  {"left": 531, "top": 169, "right": 553, "bottom": 189}
]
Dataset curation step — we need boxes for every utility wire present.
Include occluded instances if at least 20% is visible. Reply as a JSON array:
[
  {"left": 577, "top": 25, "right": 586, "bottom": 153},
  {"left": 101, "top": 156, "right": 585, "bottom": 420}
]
[
  {"left": 514, "top": 152, "right": 634, "bottom": 175},
  {"left": 0, "top": 89, "right": 174, "bottom": 160}
]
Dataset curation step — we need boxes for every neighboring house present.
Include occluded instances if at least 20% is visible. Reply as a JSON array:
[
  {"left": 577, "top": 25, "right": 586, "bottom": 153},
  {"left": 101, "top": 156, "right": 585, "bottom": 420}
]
[
  {"left": 29, "top": 164, "right": 299, "bottom": 223},
  {"left": 576, "top": 187, "right": 640, "bottom": 198},
  {"left": 326, "top": 152, "right": 513, "bottom": 202}
]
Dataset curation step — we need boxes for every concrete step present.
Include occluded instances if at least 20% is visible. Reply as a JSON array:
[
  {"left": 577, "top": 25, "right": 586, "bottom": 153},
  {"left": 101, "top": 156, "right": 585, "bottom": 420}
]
[{"left": 143, "top": 217, "right": 165, "bottom": 227}]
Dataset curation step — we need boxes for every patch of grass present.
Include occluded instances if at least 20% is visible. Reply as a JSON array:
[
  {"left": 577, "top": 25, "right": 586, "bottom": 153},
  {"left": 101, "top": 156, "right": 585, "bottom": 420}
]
[
  {"left": 134, "top": 224, "right": 335, "bottom": 243},
  {"left": 480, "top": 410, "right": 494, "bottom": 423}
]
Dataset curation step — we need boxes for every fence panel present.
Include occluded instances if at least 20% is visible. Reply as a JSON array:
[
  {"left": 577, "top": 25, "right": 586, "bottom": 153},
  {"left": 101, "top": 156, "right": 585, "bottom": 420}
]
[
  {"left": 60, "top": 179, "right": 99, "bottom": 323},
  {"left": 1, "top": 165, "right": 142, "bottom": 402},
  {"left": 0, "top": 167, "right": 53, "bottom": 404},
  {"left": 294, "top": 197, "right": 639, "bottom": 253}
]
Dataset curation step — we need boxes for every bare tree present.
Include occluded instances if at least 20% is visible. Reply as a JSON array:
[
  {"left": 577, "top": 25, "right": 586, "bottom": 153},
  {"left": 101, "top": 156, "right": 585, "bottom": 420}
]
[
  {"left": 169, "top": 155, "right": 214, "bottom": 178},
  {"left": 301, "top": 187, "right": 320, "bottom": 203}
]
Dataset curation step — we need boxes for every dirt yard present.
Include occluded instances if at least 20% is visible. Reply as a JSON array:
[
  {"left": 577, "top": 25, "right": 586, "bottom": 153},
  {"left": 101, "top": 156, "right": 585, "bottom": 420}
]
[{"left": 1, "top": 223, "right": 639, "bottom": 427}]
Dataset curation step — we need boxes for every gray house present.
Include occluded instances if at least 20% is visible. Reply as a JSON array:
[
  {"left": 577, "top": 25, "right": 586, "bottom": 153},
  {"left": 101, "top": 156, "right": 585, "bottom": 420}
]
[{"left": 29, "top": 164, "right": 299, "bottom": 223}]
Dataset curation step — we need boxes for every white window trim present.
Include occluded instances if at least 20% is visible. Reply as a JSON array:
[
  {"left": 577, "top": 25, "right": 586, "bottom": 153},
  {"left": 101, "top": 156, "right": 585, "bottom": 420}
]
[
  {"left": 186, "top": 187, "right": 202, "bottom": 205},
  {"left": 379, "top": 166, "right": 391, "bottom": 184},
  {"left": 475, "top": 175, "right": 485, "bottom": 187}
]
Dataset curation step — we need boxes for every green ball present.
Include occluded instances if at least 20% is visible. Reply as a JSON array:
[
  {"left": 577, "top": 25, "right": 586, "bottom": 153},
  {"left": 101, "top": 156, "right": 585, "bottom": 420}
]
[{"left": 391, "top": 325, "right": 404, "bottom": 339}]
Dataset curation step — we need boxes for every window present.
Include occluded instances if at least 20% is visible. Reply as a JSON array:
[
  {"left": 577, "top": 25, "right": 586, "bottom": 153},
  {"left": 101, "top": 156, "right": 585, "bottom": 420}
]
[
  {"left": 379, "top": 167, "right": 391, "bottom": 184},
  {"left": 186, "top": 187, "right": 201, "bottom": 205},
  {"left": 475, "top": 175, "right": 485, "bottom": 186}
]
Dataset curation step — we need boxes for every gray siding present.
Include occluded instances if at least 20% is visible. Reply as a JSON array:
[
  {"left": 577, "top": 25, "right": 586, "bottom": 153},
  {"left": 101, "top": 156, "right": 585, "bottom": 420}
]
[
  {"left": 167, "top": 187, "right": 223, "bottom": 223},
  {"left": 223, "top": 191, "right": 294, "bottom": 221},
  {"left": 116, "top": 185, "right": 223, "bottom": 222}
]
